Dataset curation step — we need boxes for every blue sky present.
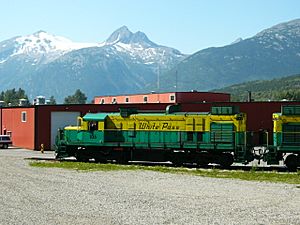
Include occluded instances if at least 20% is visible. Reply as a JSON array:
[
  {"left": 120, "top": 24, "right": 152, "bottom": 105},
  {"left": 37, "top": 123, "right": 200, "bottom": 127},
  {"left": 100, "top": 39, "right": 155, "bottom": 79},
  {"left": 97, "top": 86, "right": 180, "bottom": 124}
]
[{"left": 1, "top": 0, "right": 300, "bottom": 53}]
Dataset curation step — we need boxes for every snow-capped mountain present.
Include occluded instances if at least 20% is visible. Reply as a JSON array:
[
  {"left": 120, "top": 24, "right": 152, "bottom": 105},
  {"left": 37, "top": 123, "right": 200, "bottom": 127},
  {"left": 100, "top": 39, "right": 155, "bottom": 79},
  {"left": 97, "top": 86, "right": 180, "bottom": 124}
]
[
  {"left": 14, "top": 30, "right": 99, "bottom": 54},
  {"left": 0, "top": 30, "right": 99, "bottom": 64},
  {"left": 0, "top": 27, "right": 186, "bottom": 102}
]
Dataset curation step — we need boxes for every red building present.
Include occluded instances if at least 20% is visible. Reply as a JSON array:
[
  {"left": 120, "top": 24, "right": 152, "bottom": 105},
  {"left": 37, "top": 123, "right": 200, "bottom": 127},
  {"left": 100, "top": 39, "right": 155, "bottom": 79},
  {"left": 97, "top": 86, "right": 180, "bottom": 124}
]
[
  {"left": 0, "top": 107, "right": 35, "bottom": 149},
  {"left": 1, "top": 101, "right": 300, "bottom": 150},
  {"left": 94, "top": 91, "right": 230, "bottom": 104}
]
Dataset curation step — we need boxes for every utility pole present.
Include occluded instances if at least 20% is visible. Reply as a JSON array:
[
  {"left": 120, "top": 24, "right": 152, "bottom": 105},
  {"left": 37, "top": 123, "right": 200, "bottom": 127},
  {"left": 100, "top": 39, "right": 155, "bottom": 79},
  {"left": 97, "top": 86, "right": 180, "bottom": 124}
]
[
  {"left": 157, "top": 66, "right": 160, "bottom": 91},
  {"left": 0, "top": 107, "right": 2, "bottom": 135},
  {"left": 0, "top": 103, "right": 2, "bottom": 135},
  {"left": 175, "top": 70, "right": 178, "bottom": 92}
]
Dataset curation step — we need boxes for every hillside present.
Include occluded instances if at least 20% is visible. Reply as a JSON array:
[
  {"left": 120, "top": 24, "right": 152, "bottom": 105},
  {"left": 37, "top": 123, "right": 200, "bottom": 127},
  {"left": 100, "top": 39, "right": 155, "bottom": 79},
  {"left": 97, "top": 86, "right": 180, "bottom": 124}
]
[
  {"left": 213, "top": 74, "right": 300, "bottom": 101},
  {"left": 158, "top": 19, "right": 300, "bottom": 92}
]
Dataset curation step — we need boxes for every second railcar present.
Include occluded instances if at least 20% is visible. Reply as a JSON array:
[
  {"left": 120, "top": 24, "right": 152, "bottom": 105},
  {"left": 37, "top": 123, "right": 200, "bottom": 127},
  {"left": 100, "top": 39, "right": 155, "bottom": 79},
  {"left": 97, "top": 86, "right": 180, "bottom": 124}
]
[{"left": 272, "top": 105, "right": 300, "bottom": 170}]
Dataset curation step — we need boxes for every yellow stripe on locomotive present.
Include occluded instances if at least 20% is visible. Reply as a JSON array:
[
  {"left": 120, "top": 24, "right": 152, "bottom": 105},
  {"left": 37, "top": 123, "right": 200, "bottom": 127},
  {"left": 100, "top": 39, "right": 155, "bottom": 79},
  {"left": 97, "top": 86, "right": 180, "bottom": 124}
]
[{"left": 69, "top": 112, "right": 247, "bottom": 133}]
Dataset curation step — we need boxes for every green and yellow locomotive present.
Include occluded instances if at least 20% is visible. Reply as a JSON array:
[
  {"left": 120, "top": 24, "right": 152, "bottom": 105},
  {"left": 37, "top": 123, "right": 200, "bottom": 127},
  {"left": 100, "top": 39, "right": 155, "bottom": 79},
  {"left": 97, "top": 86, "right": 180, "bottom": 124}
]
[{"left": 55, "top": 106, "right": 250, "bottom": 167}]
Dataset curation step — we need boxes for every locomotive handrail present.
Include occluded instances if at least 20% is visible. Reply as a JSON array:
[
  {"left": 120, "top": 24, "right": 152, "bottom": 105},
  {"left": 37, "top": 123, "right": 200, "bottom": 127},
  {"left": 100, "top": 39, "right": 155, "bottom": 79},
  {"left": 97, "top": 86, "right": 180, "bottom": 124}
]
[
  {"left": 244, "top": 131, "right": 247, "bottom": 149},
  {"left": 281, "top": 131, "right": 300, "bottom": 133},
  {"left": 265, "top": 131, "right": 269, "bottom": 148}
]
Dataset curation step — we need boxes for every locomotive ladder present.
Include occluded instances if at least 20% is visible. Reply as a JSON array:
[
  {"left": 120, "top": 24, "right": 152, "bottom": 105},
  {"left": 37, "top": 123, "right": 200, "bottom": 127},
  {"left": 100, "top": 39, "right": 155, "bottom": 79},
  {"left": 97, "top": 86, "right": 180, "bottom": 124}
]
[{"left": 234, "top": 131, "right": 248, "bottom": 163}]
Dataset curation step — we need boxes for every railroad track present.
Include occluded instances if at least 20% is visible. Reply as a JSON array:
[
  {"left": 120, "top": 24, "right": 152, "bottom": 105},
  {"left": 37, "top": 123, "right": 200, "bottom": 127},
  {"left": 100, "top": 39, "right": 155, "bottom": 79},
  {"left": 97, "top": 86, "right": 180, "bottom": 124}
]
[{"left": 26, "top": 156, "right": 293, "bottom": 172}]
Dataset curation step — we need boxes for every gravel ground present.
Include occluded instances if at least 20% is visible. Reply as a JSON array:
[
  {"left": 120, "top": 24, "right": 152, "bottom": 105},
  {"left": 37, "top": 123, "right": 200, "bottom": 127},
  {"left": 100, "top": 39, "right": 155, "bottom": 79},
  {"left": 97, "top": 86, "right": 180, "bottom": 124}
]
[{"left": 0, "top": 148, "right": 299, "bottom": 225}]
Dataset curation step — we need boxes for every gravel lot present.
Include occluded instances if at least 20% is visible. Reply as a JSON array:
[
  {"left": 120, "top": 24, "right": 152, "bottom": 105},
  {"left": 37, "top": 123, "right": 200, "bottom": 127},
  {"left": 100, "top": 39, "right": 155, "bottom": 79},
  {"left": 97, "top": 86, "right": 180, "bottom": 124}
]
[{"left": 0, "top": 148, "right": 299, "bottom": 225}]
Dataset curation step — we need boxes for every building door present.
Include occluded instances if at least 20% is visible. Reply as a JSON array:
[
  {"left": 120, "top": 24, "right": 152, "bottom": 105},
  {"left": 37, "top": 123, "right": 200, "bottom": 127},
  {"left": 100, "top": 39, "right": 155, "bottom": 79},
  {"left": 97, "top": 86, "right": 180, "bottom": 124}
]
[{"left": 50, "top": 112, "right": 80, "bottom": 150}]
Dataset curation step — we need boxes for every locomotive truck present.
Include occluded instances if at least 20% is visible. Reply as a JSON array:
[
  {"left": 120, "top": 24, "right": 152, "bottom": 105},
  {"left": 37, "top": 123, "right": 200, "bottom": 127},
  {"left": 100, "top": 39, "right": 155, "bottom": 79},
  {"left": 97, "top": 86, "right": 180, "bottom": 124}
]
[{"left": 55, "top": 105, "right": 300, "bottom": 171}]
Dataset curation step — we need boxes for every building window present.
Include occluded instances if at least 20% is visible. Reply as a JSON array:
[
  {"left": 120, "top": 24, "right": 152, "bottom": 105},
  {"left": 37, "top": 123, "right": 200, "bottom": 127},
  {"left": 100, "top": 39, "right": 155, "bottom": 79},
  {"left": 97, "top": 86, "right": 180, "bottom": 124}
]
[
  {"left": 100, "top": 99, "right": 105, "bottom": 104},
  {"left": 125, "top": 97, "right": 129, "bottom": 103},
  {"left": 170, "top": 95, "right": 175, "bottom": 102},
  {"left": 143, "top": 96, "right": 148, "bottom": 103},
  {"left": 21, "top": 111, "right": 27, "bottom": 122},
  {"left": 112, "top": 98, "right": 117, "bottom": 104}
]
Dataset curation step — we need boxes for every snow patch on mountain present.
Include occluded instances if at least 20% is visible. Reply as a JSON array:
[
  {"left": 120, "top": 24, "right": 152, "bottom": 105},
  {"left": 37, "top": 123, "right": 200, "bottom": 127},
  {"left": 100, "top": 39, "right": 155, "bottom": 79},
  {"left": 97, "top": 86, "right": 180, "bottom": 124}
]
[
  {"left": 231, "top": 38, "right": 243, "bottom": 45},
  {"left": 13, "top": 31, "right": 99, "bottom": 56}
]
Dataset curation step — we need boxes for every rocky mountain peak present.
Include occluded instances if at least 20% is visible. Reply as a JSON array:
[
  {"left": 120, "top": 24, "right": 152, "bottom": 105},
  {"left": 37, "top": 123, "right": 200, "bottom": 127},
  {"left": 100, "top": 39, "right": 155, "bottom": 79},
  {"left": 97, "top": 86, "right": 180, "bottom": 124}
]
[
  {"left": 255, "top": 18, "right": 300, "bottom": 38},
  {"left": 105, "top": 26, "right": 157, "bottom": 47},
  {"left": 230, "top": 37, "right": 243, "bottom": 45},
  {"left": 106, "top": 26, "right": 132, "bottom": 44},
  {"left": 33, "top": 30, "right": 47, "bottom": 36}
]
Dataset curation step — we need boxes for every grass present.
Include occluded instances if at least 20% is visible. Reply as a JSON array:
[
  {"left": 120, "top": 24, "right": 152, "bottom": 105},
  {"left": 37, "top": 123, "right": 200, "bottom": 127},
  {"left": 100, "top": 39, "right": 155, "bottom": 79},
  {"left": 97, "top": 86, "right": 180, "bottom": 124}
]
[{"left": 30, "top": 161, "right": 300, "bottom": 184}]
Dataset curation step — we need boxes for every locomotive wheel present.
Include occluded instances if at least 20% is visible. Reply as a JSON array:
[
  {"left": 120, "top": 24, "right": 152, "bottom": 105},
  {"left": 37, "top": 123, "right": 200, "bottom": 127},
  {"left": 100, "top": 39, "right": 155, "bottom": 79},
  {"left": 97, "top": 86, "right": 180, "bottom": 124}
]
[
  {"left": 219, "top": 153, "right": 234, "bottom": 168},
  {"left": 194, "top": 152, "right": 208, "bottom": 167},
  {"left": 196, "top": 162, "right": 208, "bottom": 168},
  {"left": 169, "top": 152, "right": 184, "bottom": 167},
  {"left": 172, "top": 161, "right": 183, "bottom": 167},
  {"left": 94, "top": 156, "right": 107, "bottom": 164},
  {"left": 116, "top": 156, "right": 129, "bottom": 164},
  {"left": 285, "top": 154, "right": 298, "bottom": 172},
  {"left": 75, "top": 153, "right": 89, "bottom": 162},
  {"left": 171, "top": 159, "right": 183, "bottom": 167}
]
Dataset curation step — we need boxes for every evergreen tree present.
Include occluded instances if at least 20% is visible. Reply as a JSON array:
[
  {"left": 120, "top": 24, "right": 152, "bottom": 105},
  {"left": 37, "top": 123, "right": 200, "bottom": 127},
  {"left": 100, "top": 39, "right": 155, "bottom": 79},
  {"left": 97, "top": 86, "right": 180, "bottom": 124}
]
[
  {"left": 64, "top": 89, "right": 87, "bottom": 104},
  {"left": 49, "top": 96, "right": 57, "bottom": 105},
  {"left": 0, "top": 88, "right": 28, "bottom": 106},
  {"left": 0, "top": 91, "right": 4, "bottom": 101}
]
